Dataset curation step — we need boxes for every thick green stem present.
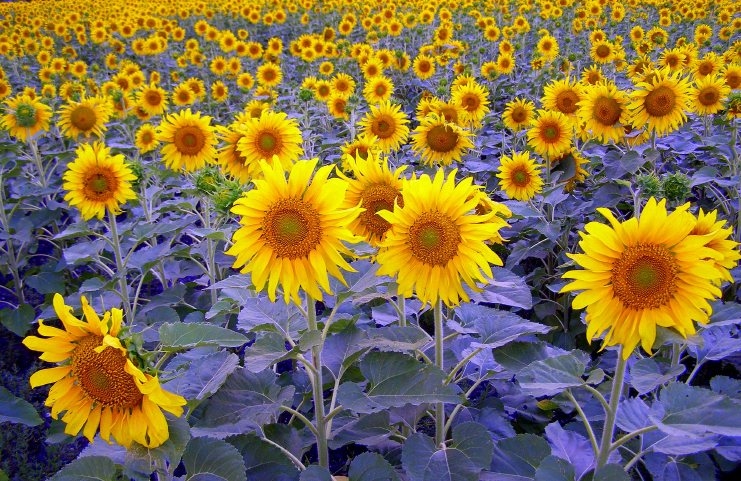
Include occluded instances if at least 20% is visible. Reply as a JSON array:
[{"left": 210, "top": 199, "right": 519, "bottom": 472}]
[
  {"left": 107, "top": 210, "right": 132, "bottom": 321},
  {"left": 398, "top": 294, "right": 406, "bottom": 327},
  {"left": 596, "top": 347, "right": 628, "bottom": 469},
  {"left": 201, "top": 197, "right": 218, "bottom": 307},
  {"left": 306, "top": 295, "right": 329, "bottom": 468},
  {"left": 434, "top": 299, "right": 446, "bottom": 446}
]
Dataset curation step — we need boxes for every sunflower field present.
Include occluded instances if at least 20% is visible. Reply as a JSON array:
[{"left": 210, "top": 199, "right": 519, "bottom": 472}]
[{"left": 1, "top": 0, "right": 741, "bottom": 479}]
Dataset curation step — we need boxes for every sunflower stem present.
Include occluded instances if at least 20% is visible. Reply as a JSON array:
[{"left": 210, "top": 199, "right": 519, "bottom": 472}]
[
  {"left": 107, "top": 209, "right": 132, "bottom": 322},
  {"left": 306, "top": 294, "right": 329, "bottom": 469},
  {"left": 201, "top": 196, "right": 218, "bottom": 307},
  {"left": 433, "top": 299, "right": 446, "bottom": 446},
  {"left": 398, "top": 294, "right": 407, "bottom": 327},
  {"left": 596, "top": 347, "right": 628, "bottom": 469},
  {"left": 27, "top": 134, "right": 48, "bottom": 189}
]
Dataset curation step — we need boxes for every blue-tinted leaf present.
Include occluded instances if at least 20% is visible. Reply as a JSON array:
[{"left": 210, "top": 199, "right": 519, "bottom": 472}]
[
  {"left": 238, "top": 296, "right": 305, "bottom": 337},
  {"left": 348, "top": 452, "right": 400, "bottom": 481},
  {"left": 714, "top": 436, "right": 741, "bottom": 462},
  {"left": 48, "top": 456, "right": 117, "bottom": 481},
  {"left": 689, "top": 327, "right": 741, "bottom": 363},
  {"left": 469, "top": 267, "right": 533, "bottom": 309},
  {"left": 592, "top": 464, "right": 630, "bottom": 481},
  {"left": 0, "top": 303, "right": 35, "bottom": 337},
  {"left": 710, "top": 376, "right": 741, "bottom": 400},
  {"left": 322, "top": 326, "right": 369, "bottom": 377},
  {"left": 402, "top": 433, "right": 480, "bottom": 481},
  {"left": 244, "top": 331, "right": 295, "bottom": 372},
  {"left": 652, "top": 434, "right": 719, "bottom": 455},
  {"left": 518, "top": 353, "right": 588, "bottom": 397},
  {"left": 616, "top": 397, "right": 651, "bottom": 432},
  {"left": 159, "top": 322, "right": 248, "bottom": 348},
  {"left": 652, "top": 383, "right": 741, "bottom": 437},
  {"left": 300, "top": 466, "right": 333, "bottom": 481},
  {"left": 455, "top": 305, "right": 550, "bottom": 350},
  {"left": 534, "top": 456, "right": 576, "bottom": 481},
  {"left": 490, "top": 434, "right": 552, "bottom": 477},
  {"left": 164, "top": 351, "right": 239, "bottom": 401},
  {"left": 451, "top": 422, "right": 494, "bottom": 470},
  {"left": 0, "top": 385, "right": 42, "bottom": 426},
  {"left": 228, "top": 434, "right": 299, "bottom": 481},
  {"left": 629, "top": 359, "right": 685, "bottom": 395},
  {"left": 329, "top": 411, "right": 394, "bottom": 449},
  {"left": 26, "top": 271, "right": 65, "bottom": 295},
  {"left": 361, "top": 326, "right": 430, "bottom": 353},
  {"left": 183, "top": 437, "right": 247, "bottom": 481},
  {"left": 493, "top": 342, "right": 568, "bottom": 374},
  {"left": 544, "top": 423, "right": 594, "bottom": 479}
]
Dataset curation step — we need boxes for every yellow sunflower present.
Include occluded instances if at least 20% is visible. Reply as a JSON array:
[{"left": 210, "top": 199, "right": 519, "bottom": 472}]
[
  {"left": 225, "top": 158, "right": 362, "bottom": 304},
  {"left": 62, "top": 142, "right": 137, "bottom": 221},
  {"left": 689, "top": 75, "right": 730, "bottom": 116},
  {"left": 156, "top": 108, "right": 218, "bottom": 172},
  {"left": 1, "top": 93, "right": 52, "bottom": 142},
  {"left": 551, "top": 149, "right": 589, "bottom": 192},
  {"left": 256, "top": 62, "right": 283, "bottom": 87},
  {"left": 577, "top": 82, "right": 630, "bottom": 144},
  {"left": 58, "top": 95, "right": 113, "bottom": 140},
  {"left": 357, "top": 101, "right": 410, "bottom": 153},
  {"left": 561, "top": 198, "right": 734, "bottom": 358},
  {"left": 496, "top": 151, "right": 544, "bottom": 201},
  {"left": 527, "top": 109, "right": 573, "bottom": 159},
  {"left": 411, "top": 113, "right": 473, "bottom": 166},
  {"left": 451, "top": 80, "right": 490, "bottom": 127},
  {"left": 542, "top": 77, "right": 582, "bottom": 117},
  {"left": 339, "top": 133, "right": 380, "bottom": 171},
  {"left": 690, "top": 209, "right": 741, "bottom": 283},
  {"left": 590, "top": 40, "right": 615, "bottom": 64},
  {"left": 336, "top": 151, "right": 406, "bottom": 245},
  {"left": 136, "top": 83, "right": 168, "bottom": 116},
  {"left": 376, "top": 168, "right": 506, "bottom": 307},
  {"left": 135, "top": 123, "right": 159, "bottom": 154},
  {"left": 330, "top": 73, "right": 356, "bottom": 99},
  {"left": 23, "top": 294, "right": 185, "bottom": 448},
  {"left": 502, "top": 97, "right": 536, "bottom": 132},
  {"left": 494, "top": 53, "right": 515, "bottom": 75},
  {"left": 363, "top": 75, "right": 394, "bottom": 105},
  {"left": 326, "top": 94, "right": 349, "bottom": 120},
  {"left": 217, "top": 123, "right": 253, "bottom": 183},
  {"left": 236, "top": 110, "right": 303, "bottom": 171},
  {"left": 413, "top": 54, "right": 436, "bottom": 80},
  {"left": 629, "top": 69, "right": 690, "bottom": 136}
]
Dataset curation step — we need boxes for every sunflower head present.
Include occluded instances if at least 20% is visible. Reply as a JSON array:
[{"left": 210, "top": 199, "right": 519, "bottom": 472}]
[
  {"left": 411, "top": 113, "right": 473, "bottom": 166},
  {"left": 157, "top": 108, "right": 218, "bottom": 172},
  {"left": 496, "top": 151, "right": 544, "bottom": 201}
]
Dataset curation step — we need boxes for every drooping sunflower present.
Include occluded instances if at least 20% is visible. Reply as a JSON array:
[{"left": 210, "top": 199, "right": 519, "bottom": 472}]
[
  {"left": 225, "top": 158, "right": 362, "bottom": 304},
  {"left": 363, "top": 75, "right": 394, "bottom": 105},
  {"left": 502, "top": 97, "right": 536, "bottom": 132},
  {"left": 58, "top": 95, "right": 113, "bottom": 140},
  {"left": 411, "top": 113, "right": 473, "bottom": 166},
  {"left": 136, "top": 83, "right": 168, "bottom": 116},
  {"left": 542, "top": 78, "right": 582, "bottom": 117},
  {"left": 1, "top": 93, "right": 52, "bottom": 142},
  {"left": 551, "top": 148, "right": 589, "bottom": 192},
  {"left": 561, "top": 198, "right": 734, "bottom": 359},
  {"left": 451, "top": 80, "right": 490, "bottom": 127},
  {"left": 156, "top": 108, "right": 218, "bottom": 172},
  {"left": 135, "top": 123, "right": 159, "bottom": 154},
  {"left": 236, "top": 110, "right": 303, "bottom": 171},
  {"left": 23, "top": 294, "right": 186, "bottom": 448},
  {"left": 336, "top": 151, "right": 406, "bottom": 245},
  {"left": 690, "top": 209, "right": 741, "bottom": 283},
  {"left": 376, "top": 168, "right": 506, "bottom": 307},
  {"left": 577, "top": 82, "right": 630, "bottom": 144},
  {"left": 527, "top": 109, "right": 573, "bottom": 159},
  {"left": 357, "top": 101, "right": 410, "bottom": 153},
  {"left": 62, "top": 142, "right": 137, "bottom": 220},
  {"left": 629, "top": 69, "right": 690, "bottom": 136},
  {"left": 496, "top": 151, "right": 544, "bottom": 201},
  {"left": 689, "top": 75, "right": 730, "bottom": 116}
]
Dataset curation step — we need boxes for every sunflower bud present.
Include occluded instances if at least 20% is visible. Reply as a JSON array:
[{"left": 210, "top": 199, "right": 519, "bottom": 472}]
[
  {"left": 636, "top": 172, "right": 662, "bottom": 199},
  {"left": 213, "top": 180, "right": 244, "bottom": 215},
  {"left": 298, "top": 88, "right": 313, "bottom": 102},
  {"left": 661, "top": 172, "right": 691, "bottom": 204},
  {"left": 14, "top": 102, "right": 38, "bottom": 128},
  {"left": 195, "top": 167, "right": 222, "bottom": 196}
]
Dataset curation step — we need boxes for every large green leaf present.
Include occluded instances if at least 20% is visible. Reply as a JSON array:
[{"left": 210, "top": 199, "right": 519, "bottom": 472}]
[
  {"left": 454, "top": 304, "right": 550, "bottom": 350},
  {"left": 228, "top": 434, "right": 299, "bottom": 480},
  {"left": 300, "top": 466, "right": 333, "bottom": 481},
  {"left": 243, "top": 331, "right": 296, "bottom": 372},
  {"left": 517, "top": 353, "right": 588, "bottom": 397},
  {"left": 629, "top": 358, "right": 685, "bottom": 395},
  {"left": 182, "top": 437, "right": 247, "bottom": 481},
  {"left": 237, "top": 296, "right": 306, "bottom": 337},
  {"left": 402, "top": 433, "right": 480, "bottom": 481},
  {"left": 653, "top": 383, "right": 741, "bottom": 437},
  {"left": 0, "top": 303, "right": 35, "bottom": 336},
  {"left": 489, "top": 434, "right": 552, "bottom": 477},
  {"left": 164, "top": 351, "right": 239, "bottom": 400},
  {"left": 0, "top": 385, "right": 42, "bottom": 426},
  {"left": 159, "top": 322, "right": 248, "bottom": 348},
  {"left": 348, "top": 452, "right": 400, "bottom": 481},
  {"left": 493, "top": 342, "right": 568, "bottom": 374},
  {"left": 336, "top": 352, "right": 460, "bottom": 414},
  {"left": 450, "top": 422, "right": 494, "bottom": 470},
  {"left": 534, "top": 456, "right": 575, "bottom": 481},
  {"left": 48, "top": 456, "right": 117, "bottom": 481}
]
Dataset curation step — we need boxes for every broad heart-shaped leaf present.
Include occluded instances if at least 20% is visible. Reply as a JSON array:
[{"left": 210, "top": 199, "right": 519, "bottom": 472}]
[
  {"left": 329, "top": 411, "right": 395, "bottom": 450},
  {"left": 336, "top": 352, "right": 460, "bottom": 414},
  {"left": 534, "top": 456, "right": 576, "bottom": 481},
  {"left": 182, "top": 437, "right": 247, "bottom": 481},
  {"left": 652, "top": 433, "right": 720, "bottom": 455},
  {"left": 0, "top": 385, "right": 42, "bottom": 426},
  {"left": 300, "top": 466, "right": 333, "bottom": 481},
  {"left": 402, "top": 433, "right": 481, "bottom": 481},
  {"left": 194, "top": 368, "right": 294, "bottom": 437},
  {"left": 469, "top": 267, "right": 533, "bottom": 309},
  {"left": 348, "top": 452, "right": 400, "bottom": 481},
  {"left": 48, "top": 456, "right": 117, "bottom": 481},
  {"left": 493, "top": 341, "right": 569, "bottom": 374},
  {"left": 322, "top": 326, "right": 369, "bottom": 377},
  {"left": 164, "top": 351, "right": 239, "bottom": 401},
  {"left": 228, "top": 434, "right": 299, "bottom": 481},
  {"left": 243, "top": 331, "right": 296, "bottom": 373},
  {"left": 489, "top": 434, "right": 552, "bottom": 477},
  {"left": 360, "top": 326, "right": 430, "bottom": 353},
  {"left": 660, "top": 457, "right": 717, "bottom": 481},
  {"left": 332, "top": 259, "right": 386, "bottom": 303},
  {"left": 616, "top": 397, "right": 652, "bottom": 432},
  {"left": 689, "top": 327, "right": 741, "bottom": 363},
  {"left": 652, "top": 383, "right": 741, "bottom": 437},
  {"left": 450, "top": 422, "right": 494, "bottom": 470},
  {"left": 159, "top": 322, "right": 248, "bottom": 348},
  {"left": 591, "top": 465, "right": 630, "bottom": 481},
  {"left": 709, "top": 376, "right": 741, "bottom": 400},
  {"left": 517, "top": 352, "right": 588, "bottom": 397},
  {"left": 544, "top": 423, "right": 594, "bottom": 480},
  {"left": 237, "top": 296, "right": 306, "bottom": 338},
  {"left": 454, "top": 304, "right": 551, "bottom": 350},
  {"left": 629, "top": 358, "right": 685, "bottom": 395},
  {"left": 0, "top": 303, "right": 35, "bottom": 336}
]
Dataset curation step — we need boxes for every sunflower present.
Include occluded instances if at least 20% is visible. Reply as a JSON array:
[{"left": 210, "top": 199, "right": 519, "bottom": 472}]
[
  {"left": 22, "top": 294, "right": 185, "bottom": 448},
  {"left": 451, "top": 80, "right": 490, "bottom": 127},
  {"left": 411, "top": 113, "right": 473, "bottom": 166},
  {"left": 211, "top": 81, "right": 229, "bottom": 103},
  {"left": 1, "top": 93, "right": 52, "bottom": 142},
  {"left": 136, "top": 83, "right": 167, "bottom": 116},
  {"left": 363, "top": 75, "right": 394, "bottom": 105},
  {"left": 629, "top": 69, "right": 690, "bottom": 136},
  {"left": 413, "top": 54, "right": 436, "bottom": 80},
  {"left": 358, "top": 101, "right": 409, "bottom": 153},
  {"left": 172, "top": 83, "right": 195, "bottom": 106},
  {"left": 693, "top": 53, "right": 721, "bottom": 78},
  {"left": 542, "top": 77, "right": 582, "bottom": 117},
  {"left": 313, "top": 80, "right": 333, "bottom": 101},
  {"left": 690, "top": 209, "right": 741, "bottom": 283},
  {"left": 331, "top": 72, "right": 355, "bottom": 99},
  {"left": 577, "top": 82, "right": 630, "bottom": 144},
  {"left": 536, "top": 35, "right": 559, "bottom": 61},
  {"left": 236, "top": 110, "right": 303, "bottom": 172},
  {"left": 431, "top": 100, "right": 464, "bottom": 126},
  {"left": 496, "top": 151, "right": 543, "bottom": 201},
  {"left": 502, "top": 97, "right": 536, "bottom": 132},
  {"left": 720, "top": 64, "right": 741, "bottom": 90},
  {"left": 217, "top": 123, "right": 253, "bottom": 183},
  {"left": 494, "top": 53, "right": 515, "bottom": 75},
  {"left": 58, "top": 96, "right": 113, "bottom": 140},
  {"left": 256, "top": 62, "right": 283, "bottom": 87},
  {"left": 689, "top": 75, "right": 730, "bottom": 116},
  {"left": 527, "top": 109, "right": 573, "bottom": 159},
  {"left": 561, "top": 198, "right": 733, "bottom": 359},
  {"left": 336, "top": 151, "right": 406, "bottom": 245},
  {"left": 326, "top": 94, "right": 349, "bottom": 120},
  {"left": 376, "top": 168, "right": 505, "bottom": 307},
  {"left": 62, "top": 142, "right": 137, "bottom": 220},
  {"left": 340, "top": 133, "right": 380, "bottom": 171},
  {"left": 157, "top": 108, "right": 218, "bottom": 172},
  {"left": 135, "top": 123, "right": 159, "bottom": 154},
  {"left": 226, "top": 158, "right": 362, "bottom": 304},
  {"left": 551, "top": 148, "right": 589, "bottom": 192},
  {"left": 590, "top": 40, "right": 615, "bottom": 64}
]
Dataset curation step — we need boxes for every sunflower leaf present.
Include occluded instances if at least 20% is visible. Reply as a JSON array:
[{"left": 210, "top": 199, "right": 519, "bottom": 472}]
[
  {"left": 652, "top": 383, "right": 741, "bottom": 437},
  {"left": 159, "top": 322, "right": 248, "bottom": 349},
  {"left": 517, "top": 352, "right": 588, "bottom": 397},
  {"left": 0, "top": 385, "right": 42, "bottom": 426},
  {"left": 48, "top": 456, "right": 117, "bottom": 481},
  {"left": 182, "top": 436, "right": 247, "bottom": 481}
]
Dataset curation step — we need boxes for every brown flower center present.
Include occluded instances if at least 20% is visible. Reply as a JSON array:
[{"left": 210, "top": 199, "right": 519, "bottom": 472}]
[
  {"left": 593, "top": 97, "right": 622, "bottom": 126},
  {"left": 144, "top": 90, "right": 162, "bottom": 107},
  {"left": 595, "top": 45, "right": 611, "bottom": 58},
  {"left": 83, "top": 168, "right": 118, "bottom": 201},
  {"left": 371, "top": 116, "right": 394, "bottom": 139},
  {"left": 262, "top": 197, "right": 322, "bottom": 259},
  {"left": 427, "top": 124, "right": 459, "bottom": 153},
  {"left": 698, "top": 87, "right": 719, "bottom": 106},
  {"left": 360, "top": 184, "right": 402, "bottom": 238},
  {"left": 611, "top": 244, "right": 678, "bottom": 310},
  {"left": 72, "top": 335, "right": 143, "bottom": 408},
  {"left": 174, "top": 125, "right": 206, "bottom": 156},
  {"left": 408, "top": 211, "right": 461, "bottom": 266},
  {"left": 644, "top": 85, "right": 676, "bottom": 117},
  {"left": 511, "top": 168, "right": 530, "bottom": 187},
  {"left": 555, "top": 90, "right": 580, "bottom": 114},
  {"left": 70, "top": 105, "right": 97, "bottom": 132},
  {"left": 510, "top": 106, "right": 527, "bottom": 123}
]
